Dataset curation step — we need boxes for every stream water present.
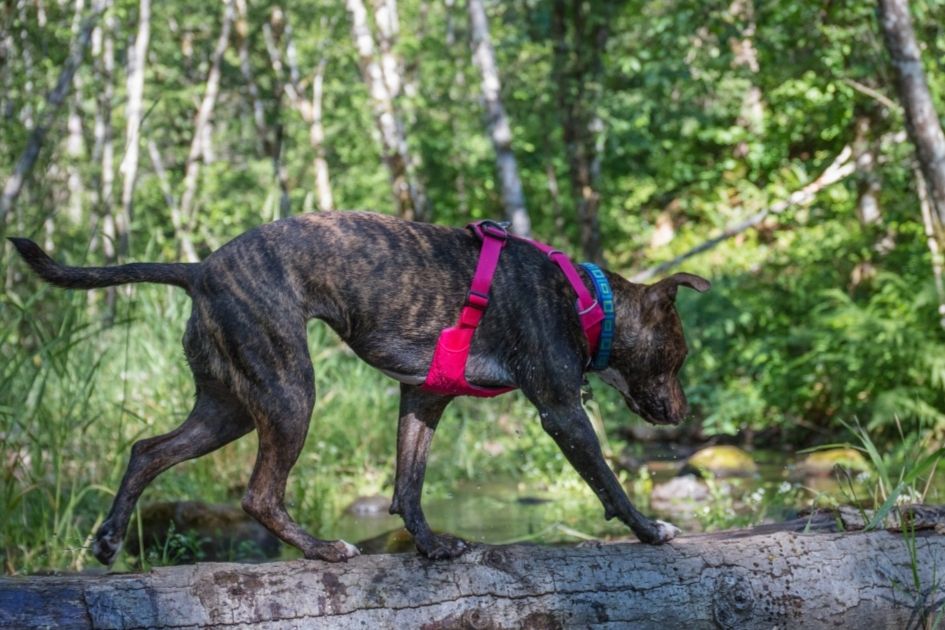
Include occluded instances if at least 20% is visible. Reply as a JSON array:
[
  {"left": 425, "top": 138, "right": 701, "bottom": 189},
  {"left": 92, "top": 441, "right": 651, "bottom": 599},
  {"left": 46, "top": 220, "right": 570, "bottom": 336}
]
[{"left": 326, "top": 447, "right": 943, "bottom": 553}]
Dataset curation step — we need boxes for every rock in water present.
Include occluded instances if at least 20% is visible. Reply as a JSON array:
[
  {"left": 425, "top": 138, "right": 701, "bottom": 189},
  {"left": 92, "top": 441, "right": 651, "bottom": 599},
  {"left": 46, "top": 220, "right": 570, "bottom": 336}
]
[
  {"left": 793, "top": 448, "right": 870, "bottom": 477},
  {"left": 685, "top": 445, "right": 757, "bottom": 478},
  {"left": 126, "top": 501, "right": 280, "bottom": 564},
  {"left": 344, "top": 495, "right": 393, "bottom": 516}
]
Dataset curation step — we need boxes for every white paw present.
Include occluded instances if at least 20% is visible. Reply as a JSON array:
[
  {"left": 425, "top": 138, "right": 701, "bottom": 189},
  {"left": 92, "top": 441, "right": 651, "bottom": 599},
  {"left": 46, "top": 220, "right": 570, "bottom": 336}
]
[
  {"left": 339, "top": 539, "right": 360, "bottom": 559},
  {"left": 655, "top": 520, "right": 681, "bottom": 542},
  {"left": 92, "top": 533, "right": 123, "bottom": 566}
]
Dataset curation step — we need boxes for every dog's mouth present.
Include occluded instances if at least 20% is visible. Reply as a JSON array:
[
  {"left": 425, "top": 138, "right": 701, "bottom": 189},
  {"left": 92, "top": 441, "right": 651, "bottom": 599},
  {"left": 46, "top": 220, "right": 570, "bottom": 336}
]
[
  {"left": 598, "top": 368, "right": 685, "bottom": 426},
  {"left": 622, "top": 394, "right": 684, "bottom": 426}
]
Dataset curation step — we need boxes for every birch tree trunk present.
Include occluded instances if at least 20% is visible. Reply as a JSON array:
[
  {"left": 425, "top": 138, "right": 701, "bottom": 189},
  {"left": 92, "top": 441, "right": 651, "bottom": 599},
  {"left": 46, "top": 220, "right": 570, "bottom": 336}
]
[
  {"left": 468, "top": 0, "right": 530, "bottom": 237},
  {"left": 64, "top": 0, "right": 87, "bottom": 226},
  {"left": 917, "top": 167, "right": 945, "bottom": 330},
  {"left": 117, "top": 0, "right": 150, "bottom": 259},
  {"left": 262, "top": 11, "right": 334, "bottom": 213},
  {"left": 92, "top": 5, "right": 117, "bottom": 263},
  {"left": 311, "top": 58, "right": 334, "bottom": 211},
  {"left": 877, "top": 0, "right": 945, "bottom": 223},
  {"left": 371, "top": 0, "right": 402, "bottom": 101},
  {"left": 372, "top": 0, "right": 427, "bottom": 216},
  {"left": 177, "top": 0, "right": 235, "bottom": 262},
  {"left": 346, "top": 0, "right": 427, "bottom": 221}
]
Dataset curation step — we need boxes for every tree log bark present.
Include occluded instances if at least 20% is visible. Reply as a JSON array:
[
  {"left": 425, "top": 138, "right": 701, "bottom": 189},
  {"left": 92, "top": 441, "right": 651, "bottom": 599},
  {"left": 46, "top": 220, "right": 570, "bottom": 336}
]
[{"left": 2, "top": 508, "right": 943, "bottom": 629}]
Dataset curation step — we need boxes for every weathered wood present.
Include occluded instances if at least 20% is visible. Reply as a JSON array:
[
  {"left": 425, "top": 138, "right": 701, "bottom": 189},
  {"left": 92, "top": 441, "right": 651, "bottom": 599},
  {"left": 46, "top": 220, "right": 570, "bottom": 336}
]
[{"left": 2, "top": 509, "right": 943, "bottom": 629}]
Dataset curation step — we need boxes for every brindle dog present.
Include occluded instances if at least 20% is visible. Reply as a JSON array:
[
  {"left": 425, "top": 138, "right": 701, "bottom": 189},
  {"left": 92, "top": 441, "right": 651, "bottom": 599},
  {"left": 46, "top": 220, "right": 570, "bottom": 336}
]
[{"left": 10, "top": 211, "right": 709, "bottom": 564}]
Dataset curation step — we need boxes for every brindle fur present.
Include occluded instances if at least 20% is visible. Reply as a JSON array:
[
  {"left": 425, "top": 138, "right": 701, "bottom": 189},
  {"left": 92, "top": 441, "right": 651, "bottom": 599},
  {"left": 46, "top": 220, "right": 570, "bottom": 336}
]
[{"left": 9, "top": 211, "right": 709, "bottom": 564}]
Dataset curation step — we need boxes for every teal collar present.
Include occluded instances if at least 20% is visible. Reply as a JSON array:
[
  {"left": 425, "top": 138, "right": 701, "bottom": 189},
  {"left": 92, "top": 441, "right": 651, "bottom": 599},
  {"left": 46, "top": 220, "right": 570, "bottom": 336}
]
[{"left": 580, "top": 263, "right": 615, "bottom": 370}]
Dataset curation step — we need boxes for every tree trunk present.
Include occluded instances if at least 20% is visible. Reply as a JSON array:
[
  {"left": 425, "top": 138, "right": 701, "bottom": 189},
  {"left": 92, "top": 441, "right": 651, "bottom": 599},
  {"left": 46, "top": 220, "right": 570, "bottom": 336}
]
[
  {"left": 2, "top": 507, "right": 943, "bottom": 629},
  {"left": 92, "top": 5, "right": 117, "bottom": 264},
  {"left": 468, "top": 0, "right": 530, "bottom": 237},
  {"left": 917, "top": 166, "right": 945, "bottom": 330},
  {"left": 550, "top": 0, "right": 608, "bottom": 262},
  {"left": 238, "top": 0, "right": 291, "bottom": 218},
  {"left": 65, "top": 0, "right": 88, "bottom": 226},
  {"left": 346, "top": 0, "right": 426, "bottom": 221},
  {"left": 728, "top": 0, "right": 765, "bottom": 146},
  {"left": 235, "top": 0, "right": 267, "bottom": 155},
  {"left": 877, "top": 0, "right": 945, "bottom": 223},
  {"left": 311, "top": 58, "right": 334, "bottom": 211},
  {"left": 371, "top": 0, "right": 402, "bottom": 101},
  {"left": 372, "top": 0, "right": 428, "bottom": 215},
  {"left": 0, "top": 1, "right": 103, "bottom": 224},
  {"left": 853, "top": 114, "right": 882, "bottom": 225},
  {"left": 117, "top": 0, "right": 150, "bottom": 259},
  {"left": 177, "top": 0, "right": 235, "bottom": 262}
]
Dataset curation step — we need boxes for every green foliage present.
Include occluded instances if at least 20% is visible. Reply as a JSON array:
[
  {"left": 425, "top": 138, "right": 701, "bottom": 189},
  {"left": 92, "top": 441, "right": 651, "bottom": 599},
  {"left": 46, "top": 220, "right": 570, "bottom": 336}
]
[{"left": 2, "top": 0, "right": 945, "bottom": 573}]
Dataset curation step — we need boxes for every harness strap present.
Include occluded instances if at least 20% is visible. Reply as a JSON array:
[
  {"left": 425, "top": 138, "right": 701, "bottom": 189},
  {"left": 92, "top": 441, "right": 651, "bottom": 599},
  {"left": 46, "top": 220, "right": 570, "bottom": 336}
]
[
  {"left": 422, "top": 221, "right": 516, "bottom": 397},
  {"left": 422, "top": 220, "right": 610, "bottom": 398},
  {"left": 459, "top": 221, "right": 508, "bottom": 328},
  {"left": 524, "top": 239, "right": 604, "bottom": 357}
]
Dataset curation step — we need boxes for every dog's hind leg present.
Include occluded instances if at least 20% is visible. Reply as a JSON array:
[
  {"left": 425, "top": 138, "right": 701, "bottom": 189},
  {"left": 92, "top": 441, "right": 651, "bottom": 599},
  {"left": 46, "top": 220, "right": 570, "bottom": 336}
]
[
  {"left": 235, "top": 344, "right": 359, "bottom": 562},
  {"left": 92, "top": 379, "right": 254, "bottom": 565},
  {"left": 389, "top": 385, "right": 464, "bottom": 559}
]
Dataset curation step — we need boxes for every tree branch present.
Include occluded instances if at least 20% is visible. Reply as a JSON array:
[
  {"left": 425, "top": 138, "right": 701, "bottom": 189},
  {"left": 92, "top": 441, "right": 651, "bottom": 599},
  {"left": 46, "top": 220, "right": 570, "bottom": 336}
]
[{"left": 631, "top": 145, "right": 856, "bottom": 282}]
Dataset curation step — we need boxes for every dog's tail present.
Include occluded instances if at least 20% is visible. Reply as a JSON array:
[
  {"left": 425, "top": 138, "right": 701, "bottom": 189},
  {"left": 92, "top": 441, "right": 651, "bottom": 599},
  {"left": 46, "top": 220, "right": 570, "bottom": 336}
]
[{"left": 8, "top": 238, "right": 195, "bottom": 291}]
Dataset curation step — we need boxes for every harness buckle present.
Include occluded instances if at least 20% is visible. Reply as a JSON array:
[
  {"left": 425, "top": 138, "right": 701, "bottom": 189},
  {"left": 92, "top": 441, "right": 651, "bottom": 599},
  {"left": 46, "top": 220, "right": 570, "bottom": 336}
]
[
  {"left": 473, "top": 220, "right": 510, "bottom": 241},
  {"left": 465, "top": 289, "right": 490, "bottom": 310}
]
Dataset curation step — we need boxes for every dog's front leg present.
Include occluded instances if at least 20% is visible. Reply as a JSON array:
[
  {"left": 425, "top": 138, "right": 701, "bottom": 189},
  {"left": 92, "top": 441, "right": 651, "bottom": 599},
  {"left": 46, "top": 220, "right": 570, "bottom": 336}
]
[
  {"left": 538, "top": 399, "right": 679, "bottom": 545},
  {"left": 389, "top": 384, "right": 467, "bottom": 559}
]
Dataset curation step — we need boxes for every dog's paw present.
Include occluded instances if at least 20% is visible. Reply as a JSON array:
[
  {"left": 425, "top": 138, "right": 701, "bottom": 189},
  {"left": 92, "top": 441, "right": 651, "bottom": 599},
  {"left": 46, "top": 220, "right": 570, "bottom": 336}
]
[
  {"left": 417, "top": 534, "right": 469, "bottom": 560},
  {"left": 305, "top": 539, "right": 360, "bottom": 562},
  {"left": 653, "top": 520, "right": 681, "bottom": 543},
  {"left": 634, "top": 519, "right": 681, "bottom": 545},
  {"left": 92, "top": 526, "right": 123, "bottom": 566}
]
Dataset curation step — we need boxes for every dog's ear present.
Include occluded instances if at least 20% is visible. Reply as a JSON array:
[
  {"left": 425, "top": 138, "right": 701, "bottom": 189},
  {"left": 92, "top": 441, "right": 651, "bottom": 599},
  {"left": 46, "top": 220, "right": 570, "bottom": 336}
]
[{"left": 646, "top": 273, "right": 711, "bottom": 307}]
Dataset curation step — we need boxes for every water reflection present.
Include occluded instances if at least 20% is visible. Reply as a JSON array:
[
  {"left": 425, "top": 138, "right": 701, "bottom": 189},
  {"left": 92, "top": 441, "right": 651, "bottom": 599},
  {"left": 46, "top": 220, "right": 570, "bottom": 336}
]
[{"left": 323, "top": 448, "right": 944, "bottom": 553}]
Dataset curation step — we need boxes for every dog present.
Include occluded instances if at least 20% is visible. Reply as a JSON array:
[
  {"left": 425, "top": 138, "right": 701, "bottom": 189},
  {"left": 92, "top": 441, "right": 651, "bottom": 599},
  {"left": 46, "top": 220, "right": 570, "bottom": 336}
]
[{"left": 10, "top": 211, "right": 709, "bottom": 564}]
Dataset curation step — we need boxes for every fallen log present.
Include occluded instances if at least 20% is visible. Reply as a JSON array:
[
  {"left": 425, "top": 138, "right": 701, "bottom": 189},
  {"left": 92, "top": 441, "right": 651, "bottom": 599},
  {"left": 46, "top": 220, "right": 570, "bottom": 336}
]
[{"left": 2, "top": 507, "right": 944, "bottom": 629}]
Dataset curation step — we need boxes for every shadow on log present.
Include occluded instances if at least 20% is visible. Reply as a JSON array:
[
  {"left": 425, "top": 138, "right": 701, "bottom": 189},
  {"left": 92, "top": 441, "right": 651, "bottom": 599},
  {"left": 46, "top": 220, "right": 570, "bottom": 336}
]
[{"left": 2, "top": 506, "right": 944, "bottom": 629}]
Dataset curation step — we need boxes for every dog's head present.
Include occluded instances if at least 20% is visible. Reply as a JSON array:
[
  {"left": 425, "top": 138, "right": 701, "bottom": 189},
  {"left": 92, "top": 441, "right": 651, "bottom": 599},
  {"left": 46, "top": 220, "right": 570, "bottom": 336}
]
[{"left": 598, "top": 272, "right": 710, "bottom": 426}]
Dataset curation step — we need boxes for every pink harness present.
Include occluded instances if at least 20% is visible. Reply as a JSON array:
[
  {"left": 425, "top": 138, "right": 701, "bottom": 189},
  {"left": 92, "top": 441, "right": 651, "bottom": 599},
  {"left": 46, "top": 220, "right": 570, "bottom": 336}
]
[{"left": 422, "top": 221, "right": 605, "bottom": 397}]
